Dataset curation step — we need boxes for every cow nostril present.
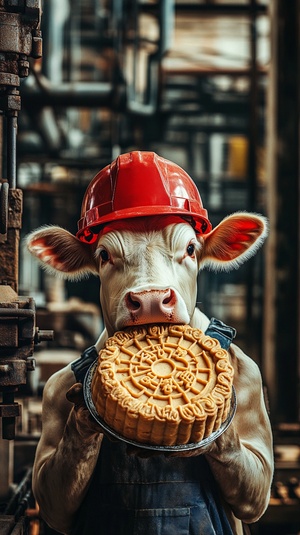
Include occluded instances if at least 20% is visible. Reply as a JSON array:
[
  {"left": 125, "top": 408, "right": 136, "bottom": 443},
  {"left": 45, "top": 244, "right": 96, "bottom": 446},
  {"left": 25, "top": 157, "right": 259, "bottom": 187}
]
[
  {"left": 126, "top": 293, "right": 141, "bottom": 311},
  {"left": 162, "top": 289, "right": 175, "bottom": 307}
]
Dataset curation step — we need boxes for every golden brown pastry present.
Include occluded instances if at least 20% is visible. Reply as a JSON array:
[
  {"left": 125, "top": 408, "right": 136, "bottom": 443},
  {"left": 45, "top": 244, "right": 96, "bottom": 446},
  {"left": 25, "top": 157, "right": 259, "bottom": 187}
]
[{"left": 91, "top": 324, "right": 234, "bottom": 446}]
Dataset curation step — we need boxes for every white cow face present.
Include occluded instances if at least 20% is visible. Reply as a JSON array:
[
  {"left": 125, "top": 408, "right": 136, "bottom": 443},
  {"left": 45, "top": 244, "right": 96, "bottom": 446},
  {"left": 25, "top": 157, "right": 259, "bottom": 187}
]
[
  {"left": 26, "top": 212, "right": 268, "bottom": 337},
  {"left": 95, "top": 220, "right": 200, "bottom": 334}
]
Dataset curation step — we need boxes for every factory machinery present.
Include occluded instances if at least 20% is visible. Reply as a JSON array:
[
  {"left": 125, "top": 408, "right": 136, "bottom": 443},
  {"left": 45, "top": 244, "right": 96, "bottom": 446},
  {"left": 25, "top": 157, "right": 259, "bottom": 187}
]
[{"left": 0, "top": 2, "right": 299, "bottom": 534}]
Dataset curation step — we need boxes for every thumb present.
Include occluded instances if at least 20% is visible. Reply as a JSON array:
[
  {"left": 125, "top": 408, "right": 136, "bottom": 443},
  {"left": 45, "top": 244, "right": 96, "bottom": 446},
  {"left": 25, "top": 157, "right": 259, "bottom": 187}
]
[{"left": 66, "top": 382, "right": 85, "bottom": 408}]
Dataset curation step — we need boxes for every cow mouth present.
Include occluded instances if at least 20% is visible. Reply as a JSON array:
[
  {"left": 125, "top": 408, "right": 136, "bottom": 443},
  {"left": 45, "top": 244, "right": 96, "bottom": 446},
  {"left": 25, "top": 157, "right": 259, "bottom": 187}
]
[{"left": 127, "top": 315, "right": 180, "bottom": 327}]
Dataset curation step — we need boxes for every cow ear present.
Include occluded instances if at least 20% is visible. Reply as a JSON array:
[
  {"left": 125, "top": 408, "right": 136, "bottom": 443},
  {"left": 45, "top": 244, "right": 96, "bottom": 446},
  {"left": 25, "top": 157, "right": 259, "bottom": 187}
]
[
  {"left": 199, "top": 212, "right": 268, "bottom": 271},
  {"left": 26, "top": 226, "right": 98, "bottom": 279}
]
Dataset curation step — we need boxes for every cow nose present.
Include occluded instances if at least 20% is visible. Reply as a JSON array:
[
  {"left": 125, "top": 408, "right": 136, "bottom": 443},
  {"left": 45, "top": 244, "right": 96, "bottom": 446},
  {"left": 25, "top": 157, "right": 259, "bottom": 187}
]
[{"left": 126, "top": 289, "right": 177, "bottom": 323}]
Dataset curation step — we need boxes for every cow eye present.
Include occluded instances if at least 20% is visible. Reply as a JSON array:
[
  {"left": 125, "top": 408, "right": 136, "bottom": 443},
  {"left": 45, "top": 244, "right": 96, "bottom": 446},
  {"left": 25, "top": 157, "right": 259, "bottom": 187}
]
[
  {"left": 99, "top": 249, "right": 110, "bottom": 263},
  {"left": 186, "top": 243, "right": 195, "bottom": 256}
]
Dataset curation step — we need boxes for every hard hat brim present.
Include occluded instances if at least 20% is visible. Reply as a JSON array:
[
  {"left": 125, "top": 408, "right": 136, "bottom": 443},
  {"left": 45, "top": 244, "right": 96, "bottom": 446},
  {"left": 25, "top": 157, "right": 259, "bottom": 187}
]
[{"left": 77, "top": 205, "right": 212, "bottom": 243}]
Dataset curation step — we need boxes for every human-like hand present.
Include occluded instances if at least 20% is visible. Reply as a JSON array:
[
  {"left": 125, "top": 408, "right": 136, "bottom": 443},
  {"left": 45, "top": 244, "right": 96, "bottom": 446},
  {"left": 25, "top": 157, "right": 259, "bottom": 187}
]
[{"left": 66, "top": 382, "right": 103, "bottom": 438}]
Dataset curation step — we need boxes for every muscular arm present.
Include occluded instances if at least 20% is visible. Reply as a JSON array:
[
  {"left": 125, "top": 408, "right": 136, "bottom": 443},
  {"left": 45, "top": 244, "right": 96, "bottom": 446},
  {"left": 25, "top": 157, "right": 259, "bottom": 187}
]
[
  {"left": 32, "top": 364, "right": 103, "bottom": 534},
  {"left": 205, "top": 343, "right": 274, "bottom": 523},
  {"left": 191, "top": 310, "right": 274, "bottom": 522},
  {"left": 33, "top": 316, "right": 273, "bottom": 531}
]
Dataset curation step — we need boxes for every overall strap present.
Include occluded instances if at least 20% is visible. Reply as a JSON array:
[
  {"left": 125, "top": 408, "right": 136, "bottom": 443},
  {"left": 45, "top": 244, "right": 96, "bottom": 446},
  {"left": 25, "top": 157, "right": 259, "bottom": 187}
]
[
  {"left": 71, "top": 345, "right": 98, "bottom": 383},
  {"left": 205, "top": 317, "right": 236, "bottom": 350}
]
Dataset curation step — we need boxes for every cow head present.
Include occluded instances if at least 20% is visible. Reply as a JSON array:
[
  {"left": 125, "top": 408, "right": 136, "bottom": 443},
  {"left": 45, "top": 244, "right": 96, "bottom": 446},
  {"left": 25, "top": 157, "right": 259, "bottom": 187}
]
[{"left": 26, "top": 212, "right": 267, "bottom": 337}]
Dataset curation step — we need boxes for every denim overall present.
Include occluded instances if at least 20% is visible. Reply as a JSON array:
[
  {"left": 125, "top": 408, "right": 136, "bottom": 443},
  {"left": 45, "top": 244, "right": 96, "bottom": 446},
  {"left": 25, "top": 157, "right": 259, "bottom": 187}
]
[{"left": 71, "top": 319, "right": 236, "bottom": 535}]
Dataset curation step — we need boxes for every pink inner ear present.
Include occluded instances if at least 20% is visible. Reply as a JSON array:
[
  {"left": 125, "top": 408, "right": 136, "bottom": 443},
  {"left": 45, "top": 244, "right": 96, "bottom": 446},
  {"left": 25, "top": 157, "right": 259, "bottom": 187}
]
[
  {"left": 227, "top": 232, "right": 253, "bottom": 245},
  {"left": 28, "top": 225, "right": 98, "bottom": 277},
  {"left": 235, "top": 219, "right": 261, "bottom": 231},
  {"left": 29, "top": 237, "right": 57, "bottom": 263},
  {"left": 230, "top": 242, "right": 245, "bottom": 251},
  {"left": 30, "top": 237, "right": 49, "bottom": 252},
  {"left": 203, "top": 215, "right": 265, "bottom": 264},
  {"left": 32, "top": 238, "right": 45, "bottom": 247},
  {"left": 29, "top": 238, "right": 44, "bottom": 253}
]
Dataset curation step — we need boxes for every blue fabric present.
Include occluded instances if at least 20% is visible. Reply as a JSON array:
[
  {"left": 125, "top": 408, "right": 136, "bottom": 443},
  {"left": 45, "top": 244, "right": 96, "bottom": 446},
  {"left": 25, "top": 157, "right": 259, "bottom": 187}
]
[
  {"left": 72, "top": 440, "right": 233, "bottom": 535},
  {"left": 71, "top": 320, "right": 236, "bottom": 535}
]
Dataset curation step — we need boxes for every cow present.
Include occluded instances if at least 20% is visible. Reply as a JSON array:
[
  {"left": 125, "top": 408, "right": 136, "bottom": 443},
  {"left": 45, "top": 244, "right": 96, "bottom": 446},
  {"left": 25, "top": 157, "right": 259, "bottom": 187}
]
[{"left": 27, "top": 151, "right": 273, "bottom": 535}]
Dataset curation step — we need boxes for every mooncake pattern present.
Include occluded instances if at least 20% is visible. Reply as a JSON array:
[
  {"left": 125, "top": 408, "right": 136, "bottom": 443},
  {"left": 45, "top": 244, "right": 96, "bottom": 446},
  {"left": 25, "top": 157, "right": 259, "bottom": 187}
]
[{"left": 91, "top": 324, "right": 234, "bottom": 446}]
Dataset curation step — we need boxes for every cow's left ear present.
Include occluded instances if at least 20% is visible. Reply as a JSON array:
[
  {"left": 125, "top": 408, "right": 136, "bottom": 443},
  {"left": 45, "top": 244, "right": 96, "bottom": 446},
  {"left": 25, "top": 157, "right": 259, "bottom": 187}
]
[
  {"left": 199, "top": 212, "right": 268, "bottom": 271},
  {"left": 26, "top": 225, "right": 98, "bottom": 279}
]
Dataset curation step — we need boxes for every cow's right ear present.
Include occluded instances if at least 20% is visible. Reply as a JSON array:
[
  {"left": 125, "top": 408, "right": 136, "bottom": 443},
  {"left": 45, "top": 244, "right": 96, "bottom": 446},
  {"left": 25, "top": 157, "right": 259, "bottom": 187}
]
[{"left": 26, "top": 225, "right": 98, "bottom": 279}]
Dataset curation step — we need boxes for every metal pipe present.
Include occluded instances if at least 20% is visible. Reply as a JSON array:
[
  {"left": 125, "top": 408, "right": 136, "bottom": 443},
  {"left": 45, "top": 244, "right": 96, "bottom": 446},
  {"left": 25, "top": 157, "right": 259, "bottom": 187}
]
[
  {"left": 6, "top": 115, "right": 17, "bottom": 189},
  {"left": 21, "top": 81, "right": 116, "bottom": 108},
  {"left": 1, "top": 391, "right": 17, "bottom": 440},
  {"left": 140, "top": 2, "right": 267, "bottom": 15},
  {"left": 0, "top": 307, "right": 34, "bottom": 318}
]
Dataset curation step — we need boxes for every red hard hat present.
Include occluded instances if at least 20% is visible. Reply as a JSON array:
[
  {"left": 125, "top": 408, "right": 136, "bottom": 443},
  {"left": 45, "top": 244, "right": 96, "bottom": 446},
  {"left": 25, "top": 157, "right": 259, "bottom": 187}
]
[{"left": 76, "top": 151, "right": 212, "bottom": 243}]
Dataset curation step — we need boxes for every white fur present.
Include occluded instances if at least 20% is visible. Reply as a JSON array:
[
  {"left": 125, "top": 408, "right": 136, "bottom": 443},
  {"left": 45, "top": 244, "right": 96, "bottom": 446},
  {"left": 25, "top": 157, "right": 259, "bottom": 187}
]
[{"left": 28, "top": 212, "right": 273, "bottom": 534}]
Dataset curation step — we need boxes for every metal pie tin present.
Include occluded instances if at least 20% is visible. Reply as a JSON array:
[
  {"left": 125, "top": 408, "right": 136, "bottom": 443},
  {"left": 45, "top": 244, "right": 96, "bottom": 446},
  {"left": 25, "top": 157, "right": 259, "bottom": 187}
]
[{"left": 83, "top": 361, "right": 237, "bottom": 453}]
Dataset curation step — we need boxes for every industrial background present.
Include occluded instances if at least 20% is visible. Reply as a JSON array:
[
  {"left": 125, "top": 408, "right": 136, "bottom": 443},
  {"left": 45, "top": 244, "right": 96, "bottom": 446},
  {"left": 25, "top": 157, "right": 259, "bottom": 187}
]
[{"left": 0, "top": 0, "right": 299, "bottom": 533}]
